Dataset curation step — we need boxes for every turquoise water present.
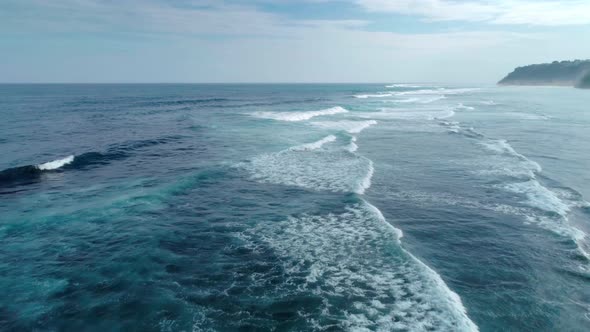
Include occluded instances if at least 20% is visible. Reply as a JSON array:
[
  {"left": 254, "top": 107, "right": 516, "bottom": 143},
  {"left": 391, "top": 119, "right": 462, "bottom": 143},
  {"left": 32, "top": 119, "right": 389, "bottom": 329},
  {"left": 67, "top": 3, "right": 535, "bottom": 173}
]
[{"left": 1, "top": 84, "right": 589, "bottom": 331}]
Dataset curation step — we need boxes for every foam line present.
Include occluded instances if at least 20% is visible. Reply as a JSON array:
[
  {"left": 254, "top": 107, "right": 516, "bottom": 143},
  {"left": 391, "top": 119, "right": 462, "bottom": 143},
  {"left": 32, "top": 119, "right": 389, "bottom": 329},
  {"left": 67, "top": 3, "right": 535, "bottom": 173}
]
[
  {"left": 289, "top": 135, "right": 336, "bottom": 151},
  {"left": 252, "top": 106, "right": 348, "bottom": 122},
  {"left": 239, "top": 201, "right": 479, "bottom": 331}
]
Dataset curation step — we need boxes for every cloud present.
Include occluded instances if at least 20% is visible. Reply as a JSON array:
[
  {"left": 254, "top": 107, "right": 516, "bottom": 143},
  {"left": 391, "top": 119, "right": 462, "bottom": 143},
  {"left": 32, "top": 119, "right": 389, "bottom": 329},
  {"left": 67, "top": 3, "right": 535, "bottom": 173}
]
[
  {"left": 3, "top": 0, "right": 582, "bottom": 83},
  {"left": 355, "top": 0, "right": 590, "bottom": 26},
  {"left": 2, "top": 0, "right": 368, "bottom": 37}
]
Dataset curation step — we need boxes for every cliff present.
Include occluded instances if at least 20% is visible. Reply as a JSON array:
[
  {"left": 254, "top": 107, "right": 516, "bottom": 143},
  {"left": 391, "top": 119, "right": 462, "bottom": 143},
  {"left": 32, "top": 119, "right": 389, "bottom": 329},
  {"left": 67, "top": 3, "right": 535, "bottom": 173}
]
[
  {"left": 498, "top": 60, "right": 590, "bottom": 87},
  {"left": 575, "top": 72, "right": 590, "bottom": 89}
]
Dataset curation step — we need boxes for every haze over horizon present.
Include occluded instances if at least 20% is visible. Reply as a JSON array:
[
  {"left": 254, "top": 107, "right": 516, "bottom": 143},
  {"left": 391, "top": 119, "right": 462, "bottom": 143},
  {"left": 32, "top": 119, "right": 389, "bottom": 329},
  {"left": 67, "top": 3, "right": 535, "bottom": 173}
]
[{"left": 2, "top": 0, "right": 590, "bottom": 84}]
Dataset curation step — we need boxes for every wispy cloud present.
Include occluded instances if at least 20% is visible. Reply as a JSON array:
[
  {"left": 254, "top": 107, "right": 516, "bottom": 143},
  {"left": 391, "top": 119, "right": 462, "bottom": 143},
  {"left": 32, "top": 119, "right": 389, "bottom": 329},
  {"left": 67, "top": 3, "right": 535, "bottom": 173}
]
[
  {"left": 355, "top": 0, "right": 590, "bottom": 26},
  {"left": 2, "top": 0, "right": 367, "bottom": 37},
  {"left": 2, "top": 0, "right": 587, "bottom": 83}
]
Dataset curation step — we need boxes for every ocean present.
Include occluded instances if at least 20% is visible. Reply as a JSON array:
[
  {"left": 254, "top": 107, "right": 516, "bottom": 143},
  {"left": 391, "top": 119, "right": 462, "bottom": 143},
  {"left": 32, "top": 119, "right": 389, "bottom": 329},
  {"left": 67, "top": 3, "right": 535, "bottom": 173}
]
[{"left": 1, "top": 83, "right": 589, "bottom": 331}]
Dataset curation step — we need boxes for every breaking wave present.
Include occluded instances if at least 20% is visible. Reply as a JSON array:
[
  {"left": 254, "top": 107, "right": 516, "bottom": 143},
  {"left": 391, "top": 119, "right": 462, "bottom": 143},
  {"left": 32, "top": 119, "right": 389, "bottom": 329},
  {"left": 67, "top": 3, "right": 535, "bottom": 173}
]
[
  {"left": 238, "top": 201, "right": 478, "bottom": 331},
  {"left": 289, "top": 135, "right": 336, "bottom": 152},
  {"left": 37, "top": 155, "right": 75, "bottom": 170},
  {"left": 251, "top": 106, "right": 348, "bottom": 122},
  {"left": 447, "top": 123, "right": 589, "bottom": 259}
]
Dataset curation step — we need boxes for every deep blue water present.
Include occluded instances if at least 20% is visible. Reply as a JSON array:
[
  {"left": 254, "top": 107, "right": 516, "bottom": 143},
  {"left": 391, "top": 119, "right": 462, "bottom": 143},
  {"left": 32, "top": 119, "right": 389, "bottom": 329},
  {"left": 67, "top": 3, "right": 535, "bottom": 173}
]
[{"left": 1, "top": 84, "right": 589, "bottom": 331}]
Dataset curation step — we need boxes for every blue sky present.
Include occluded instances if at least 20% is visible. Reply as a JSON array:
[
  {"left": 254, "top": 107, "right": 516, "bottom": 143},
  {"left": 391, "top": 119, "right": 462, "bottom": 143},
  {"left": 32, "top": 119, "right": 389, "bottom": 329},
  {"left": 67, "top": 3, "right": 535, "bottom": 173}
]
[{"left": 1, "top": 0, "right": 589, "bottom": 83}]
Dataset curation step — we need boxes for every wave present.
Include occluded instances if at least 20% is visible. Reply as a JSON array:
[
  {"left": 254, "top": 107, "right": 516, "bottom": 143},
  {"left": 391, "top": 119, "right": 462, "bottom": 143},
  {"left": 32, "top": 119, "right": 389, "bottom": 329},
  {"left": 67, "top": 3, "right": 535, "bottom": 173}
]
[
  {"left": 439, "top": 120, "right": 462, "bottom": 133},
  {"left": 251, "top": 106, "right": 348, "bottom": 122},
  {"left": 0, "top": 155, "right": 74, "bottom": 186},
  {"left": 396, "top": 88, "right": 480, "bottom": 96},
  {"left": 502, "top": 112, "right": 551, "bottom": 120},
  {"left": 289, "top": 135, "right": 336, "bottom": 151},
  {"left": 37, "top": 155, "right": 75, "bottom": 170},
  {"left": 240, "top": 132, "right": 376, "bottom": 194},
  {"left": 354, "top": 108, "right": 455, "bottom": 121},
  {"left": 358, "top": 161, "right": 374, "bottom": 195},
  {"left": 383, "top": 95, "right": 447, "bottom": 104},
  {"left": 229, "top": 97, "right": 328, "bottom": 108},
  {"left": 479, "top": 139, "right": 542, "bottom": 175},
  {"left": 504, "top": 180, "right": 571, "bottom": 216},
  {"left": 310, "top": 120, "right": 378, "bottom": 134},
  {"left": 241, "top": 146, "right": 373, "bottom": 194},
  {"left": 240, "top": 109, "right": 478, "bottom": 329},
  {"left": 455, "top": 103, "right": 475, "bottom": 111},
  {"left": 504, "top": 179, "right": 589, "bottom": 258},
  {"left": 354, "top": 93, "right": 393, "bottom": 99},
  {"left": 447, "top": 123, "right": 589, "bottom": 258},
  {"left": 0, "top": 136, "right": 183, "bottom": 187},
  {"left": 347, "top": 136, "right": 358, "bottom": 152},
  {"left": 238, "top": 201, "right": 478, "bottom": 331}
]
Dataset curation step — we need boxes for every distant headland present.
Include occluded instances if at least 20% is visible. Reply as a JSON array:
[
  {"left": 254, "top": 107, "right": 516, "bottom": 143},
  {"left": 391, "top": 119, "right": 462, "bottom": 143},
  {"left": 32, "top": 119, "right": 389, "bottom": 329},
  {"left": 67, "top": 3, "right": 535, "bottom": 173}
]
[{"left": 498, "top": 60, "right": 590, "bottom": 89}]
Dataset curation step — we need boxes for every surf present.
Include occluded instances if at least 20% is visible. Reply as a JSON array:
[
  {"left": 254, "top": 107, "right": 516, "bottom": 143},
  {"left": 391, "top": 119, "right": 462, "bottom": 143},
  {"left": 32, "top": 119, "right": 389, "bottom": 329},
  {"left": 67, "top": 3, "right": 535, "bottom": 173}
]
[{"left": 251, "top": 106, "right": 348, "bottom": 121}]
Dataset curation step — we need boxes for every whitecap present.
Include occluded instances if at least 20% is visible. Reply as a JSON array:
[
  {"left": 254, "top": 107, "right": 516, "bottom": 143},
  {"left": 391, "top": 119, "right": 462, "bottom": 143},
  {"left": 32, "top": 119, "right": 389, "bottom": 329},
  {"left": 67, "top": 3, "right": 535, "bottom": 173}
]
[
  {"left": 396, "top": 88, "right": 480, "bottom": 96},
  {"left": 251, "top": 106, "right": 348, "bottom": 122},
  {"left": 242, "top": 150, "right": 373, "bottom": 194},
  {"left": 354, "top": 93, "right": 393, "bottom": 99},
  {"left": 238, "top": 202, "right": 478, "bottom": 331},
  {"left": 479, "top": 139, "right": 542, "bottom": 174},
  {"left": 347, "top": 136, "right": 358, "bottom": 153},
  {"left": 384, "top": 95, "right": 446, "bottom": 104},
  {"left": 455, "top": 103, "right": 475, "bottom": 111},
  {"left": 504, "top": 180, "right": 570, "bottom": 216},
  {"left": 240, "top": 137, "right": 374, "bottom": 194},
  {"left": 37, "top": 155, "right": 75, "bottom": 170},
  {"left": 289, "top": 135, "right": 336, "bottom": 152},
  {"left": 354, "top": 108, "right": 455, "bottom": 121}
]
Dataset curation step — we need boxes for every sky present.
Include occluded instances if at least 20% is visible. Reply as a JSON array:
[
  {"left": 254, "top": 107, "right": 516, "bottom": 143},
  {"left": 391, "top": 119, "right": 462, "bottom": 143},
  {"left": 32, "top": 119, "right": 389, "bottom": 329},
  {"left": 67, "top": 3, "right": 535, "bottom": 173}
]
[{"left": 1, "top": 0, "right": 589, "bottom": 83}]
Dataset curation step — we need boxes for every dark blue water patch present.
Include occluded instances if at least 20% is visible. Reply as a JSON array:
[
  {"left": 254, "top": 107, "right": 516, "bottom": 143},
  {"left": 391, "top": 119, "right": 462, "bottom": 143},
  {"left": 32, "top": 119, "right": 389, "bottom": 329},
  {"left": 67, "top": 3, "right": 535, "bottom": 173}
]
[
  {"left": 0, "top": 135, "right": 187, "bottom": 191},
  {"left": 0, "top": 165, "right": 44, "bottom": 186},
  {"left": 0, "top": 165, "right": 356, "bottom": 331}
]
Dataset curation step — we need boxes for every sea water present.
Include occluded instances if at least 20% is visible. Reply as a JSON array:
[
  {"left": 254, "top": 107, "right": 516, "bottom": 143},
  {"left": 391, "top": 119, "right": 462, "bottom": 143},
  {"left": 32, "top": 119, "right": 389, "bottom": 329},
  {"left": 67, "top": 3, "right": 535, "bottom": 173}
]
[{"left": 1, "top": 84, "right": 589, "bottom": 331}]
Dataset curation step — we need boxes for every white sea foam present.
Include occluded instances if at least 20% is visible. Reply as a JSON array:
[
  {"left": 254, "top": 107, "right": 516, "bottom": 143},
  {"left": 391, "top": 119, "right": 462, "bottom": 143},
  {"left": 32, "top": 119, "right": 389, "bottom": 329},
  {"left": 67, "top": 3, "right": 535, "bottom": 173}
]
[
  {"left": 439, "top": 120, "right": 462, "bottom": 133},
  {"left": 480, "top": 100, "right": 496, "bottom": 105},
  {"left": 504, "top": 180, "right": 570, "bottom": 216},
  {"left": 389, "top": 97, "right": 421, "bottom": 103},
  {"left": 502, "top": 112, "right": 551, "bottom": 120},
  {"left": 37, "top": 155, "right": 75, "bottom": 170},
  {"left": 396, "top": 88, "right": 480, "bottom": 96},
  {"left": 354, "top": 93, "right": 393, "bottom": 99},
  {"left": 241, "top": 141, "right": 374, "bottom": 194},
  {"left": 347, "top": 136, "right": 358, "bottom": 152},
  {"left": 252, "top": 106, "right": 348, "bottom": 122},
  {"left": 388, "top": 184, "right": 589, "bottom": 259},
  {"left": 479, "top": 139, "right": 542, "bottom": 174},
  {"left": 385, "top": 95, "right": 446, "bottom": 104},
  {"left": 238, "top": 202, "right": 478, "bottom": 331},
  {"left": 311, "top": 120, "right": 378, "bottom": 134},
  {"left": 289, "top": 135, "right": 336, "bottom": 152},
  {"left": 455, "top": 103, "right": 475, "bottom": 110},
  {"left": 355, "top": 108, "right": 455, "bottom": 121},
  {"left": 466, "top": 133, "right": 589, "bottom": 257},
  {"left": 358, "top": 161, "right": 374, "bottom": 195}
]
